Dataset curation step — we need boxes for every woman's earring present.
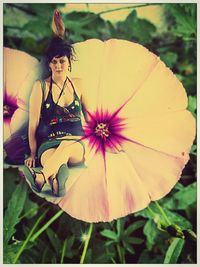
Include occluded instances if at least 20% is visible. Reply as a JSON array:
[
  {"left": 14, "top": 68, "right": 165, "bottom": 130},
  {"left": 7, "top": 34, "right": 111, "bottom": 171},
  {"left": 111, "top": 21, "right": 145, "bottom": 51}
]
[
  {"left": 68, "top": 65, "right": 71, "bottom": 72},
  {"left": 49, "top": 67, "right": 52, "bottom": 72}
]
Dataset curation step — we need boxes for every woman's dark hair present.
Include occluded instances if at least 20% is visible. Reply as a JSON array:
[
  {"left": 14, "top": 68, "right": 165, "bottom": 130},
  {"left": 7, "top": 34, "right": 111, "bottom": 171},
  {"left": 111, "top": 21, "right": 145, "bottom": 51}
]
[{"left": 45, "top": 37, "right": 75, "bottom": 70}]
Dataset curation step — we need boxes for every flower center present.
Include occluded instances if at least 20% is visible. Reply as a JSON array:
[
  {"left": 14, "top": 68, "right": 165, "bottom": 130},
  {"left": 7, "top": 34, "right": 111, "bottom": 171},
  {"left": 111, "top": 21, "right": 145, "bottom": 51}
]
[
  {"left": 95, "top": 122, "right": 110, "bottom": 140},
  {"left": 3, "top": 104, "right": 17, "bottom": 118}
]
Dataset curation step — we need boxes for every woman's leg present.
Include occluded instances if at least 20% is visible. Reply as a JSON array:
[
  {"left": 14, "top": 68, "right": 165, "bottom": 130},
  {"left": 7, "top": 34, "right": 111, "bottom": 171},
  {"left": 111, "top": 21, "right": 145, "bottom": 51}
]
[
  {"left": 37, "top": 140, "right": 84, "bottom": 185},
  {"left": 43, "top": 141, "right": 83, "bottom": 177},
  {"left": 34, "top": 148, "right": 56, "bottom": 188}
]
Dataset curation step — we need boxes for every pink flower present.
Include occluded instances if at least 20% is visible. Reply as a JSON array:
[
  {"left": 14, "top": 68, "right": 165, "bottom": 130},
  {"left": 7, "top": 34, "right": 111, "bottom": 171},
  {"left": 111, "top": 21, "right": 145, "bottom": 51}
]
[
  {"left": 3, "top": 48, "right": 40, "bottom": 141},
  {"left": 84, "top": 108, "right": 126, "bottom": 156}
]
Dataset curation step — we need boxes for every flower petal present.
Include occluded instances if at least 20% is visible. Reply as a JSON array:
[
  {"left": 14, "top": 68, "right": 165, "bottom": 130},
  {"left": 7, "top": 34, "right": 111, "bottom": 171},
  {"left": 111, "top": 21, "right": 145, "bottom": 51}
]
[
  {"left": 4, "top": 47, "right": 39, "bottom": 101},
  {"left": 4, "top": 120, "right": 11, "bottom": 141},
  {"left": 122, "top": 110, "right": 195, "bottom": 157},
  {"left": 57, "top": 152, "right": 110, "bottom": 222},
  {"left": 50, "top": 141, "right": 151, "bottom": 222},
  {"left": 119, "top": 60, "right": 188, "bottom": 118},
  {"left": 121, "top": 141, "right": 188, "bottom": 200},
  {"left": 10, "top": 108, "right": 29, "bottom": 135},
  {"left": 72, "top": 39, "right": 159, "bottom": 112},
  {"left": 105, "top": 152, "right": 150, "bottom": 221}
]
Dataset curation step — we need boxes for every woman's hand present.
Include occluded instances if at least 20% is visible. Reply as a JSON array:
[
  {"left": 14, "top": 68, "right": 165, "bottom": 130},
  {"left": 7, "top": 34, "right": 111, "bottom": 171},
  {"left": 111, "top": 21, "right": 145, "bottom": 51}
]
[{"left": 24, "top": 155, "right": 36, "bottom": 168}]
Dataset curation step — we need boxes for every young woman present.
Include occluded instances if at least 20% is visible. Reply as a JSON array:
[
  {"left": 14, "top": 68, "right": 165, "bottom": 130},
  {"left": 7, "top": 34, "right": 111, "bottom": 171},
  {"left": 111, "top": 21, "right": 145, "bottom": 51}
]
[{"left": 24, "top": 37, "right": 88, "bottom": 197}]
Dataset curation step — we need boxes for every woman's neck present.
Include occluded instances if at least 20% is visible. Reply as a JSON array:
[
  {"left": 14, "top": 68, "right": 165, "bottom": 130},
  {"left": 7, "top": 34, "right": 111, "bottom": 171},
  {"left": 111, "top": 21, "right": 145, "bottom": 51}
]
[{"left": 51, "top": 73, "right": 68, "bottom": 85}]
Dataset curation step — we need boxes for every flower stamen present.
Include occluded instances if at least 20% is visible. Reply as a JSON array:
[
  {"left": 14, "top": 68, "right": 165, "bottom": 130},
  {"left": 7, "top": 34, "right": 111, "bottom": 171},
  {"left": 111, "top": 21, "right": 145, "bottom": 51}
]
[{"left": 95, "top": 122, "right": 110, "bottom": 140}]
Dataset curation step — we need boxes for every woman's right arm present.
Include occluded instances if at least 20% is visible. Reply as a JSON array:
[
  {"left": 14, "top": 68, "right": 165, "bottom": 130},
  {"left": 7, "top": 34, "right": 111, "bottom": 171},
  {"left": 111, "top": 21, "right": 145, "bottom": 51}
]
[{"left": 24, "top": 80, "right": 43, "bottom": 167}]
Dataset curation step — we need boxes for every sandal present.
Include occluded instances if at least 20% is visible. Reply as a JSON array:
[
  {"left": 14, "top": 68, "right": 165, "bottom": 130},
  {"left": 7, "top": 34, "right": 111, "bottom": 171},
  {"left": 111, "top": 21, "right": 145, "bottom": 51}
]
[
  {"left": 51, "top": 164, "right": 69, "bottom": 197},
  {"left": 23, "top": 166, "right": 46, "bottom": 193}
]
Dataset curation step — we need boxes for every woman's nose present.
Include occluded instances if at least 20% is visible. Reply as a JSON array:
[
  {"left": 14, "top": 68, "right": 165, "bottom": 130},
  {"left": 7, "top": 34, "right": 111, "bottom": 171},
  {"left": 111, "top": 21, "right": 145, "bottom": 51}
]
[{"left": 55, "top": 62, "right": 62, "bottom": 68}]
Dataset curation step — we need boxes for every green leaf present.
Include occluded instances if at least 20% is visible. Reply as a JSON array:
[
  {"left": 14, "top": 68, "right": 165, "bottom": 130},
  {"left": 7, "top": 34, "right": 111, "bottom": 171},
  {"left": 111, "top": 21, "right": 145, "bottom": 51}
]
[
  {"left": 100, "top": 229, "right": 118, "bottom": 241},
  {"left": 4, "top": 241, "right": 34, "bottom": 263},
  {"left": 165, "top": 4, "right": 196, "bottom": 39},
  {"left": 46, "top": 228, "right": 61, "bottom": 254},
  {"left": 164, "top": 238, "right": 185, "bottom": 263},
  {"left": 124, "top": 220, "right": 145, "bottom": 236},
  {"left": 174, "top": 182, "right": 184, "bottom": 190},
  {"left": 132, "top": 18, "right": 156, "bottom": 43},
  {"left": 65, "top": 236, "right": 76, "bottom": 258},
  {"left": 121, "top": 10, "right": 156, "bottom": 43},
  {"left": 3, "top": 168, "right": 21, "bottom": 210},
  {"left": 165, "top": 209, "right": 192, "bottom": 229},
  {"left": 116, "top": 219, "right": 121, "bottom": 237},
  {"left": 125, "top": 236, "right": 144, "bottom": 245},
  {"left": 160, "top": 52, "right": 178, "bottom": 68},
  {"left": 138, "top": 249, "right": 164, "bottom": 263},
  {"left": 136, "top": 203, "right": 192, "bottom": 229},
  {"left": 143, "top": 219, "right": 159, "bottom": 250},
  {"left": 116, "top": 217, "right": 126, "bottom": 238},
  {"left": 163, "top": 183, "right": 197, "bottom": 210},
  {"left": 187, "top": 95, "right": 197, "bottom": 117},
  {"left": 124, "top": 242, "right": 135, "bottom": 254},
  {"left": 190, "top": 144, "right": 197, "bottom": 155},
  {"left": 105, "top": 240, "right": 115, "bottom": 247},
  {"left": 22, "top": 197, "right": 39, "bottom": 219},
  {"left": 66, "top": 235, "right": 75, "bottom": 251},
  {"left": 4, "top": 181, "right": 27, "bottom": 246}
]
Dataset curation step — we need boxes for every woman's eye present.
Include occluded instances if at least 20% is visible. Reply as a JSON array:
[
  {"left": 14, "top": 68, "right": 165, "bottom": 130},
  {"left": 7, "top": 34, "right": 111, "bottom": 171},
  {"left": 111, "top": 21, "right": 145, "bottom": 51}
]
[{"left": 51, "top": 59, "right": 66, "bottom": 64}]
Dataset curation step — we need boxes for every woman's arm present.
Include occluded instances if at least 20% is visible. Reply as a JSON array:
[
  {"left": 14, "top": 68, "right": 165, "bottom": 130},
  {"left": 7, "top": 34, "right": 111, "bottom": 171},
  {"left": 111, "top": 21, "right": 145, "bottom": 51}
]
[{"left": 24, "top": 80, "right": 43, "bottom": 167}]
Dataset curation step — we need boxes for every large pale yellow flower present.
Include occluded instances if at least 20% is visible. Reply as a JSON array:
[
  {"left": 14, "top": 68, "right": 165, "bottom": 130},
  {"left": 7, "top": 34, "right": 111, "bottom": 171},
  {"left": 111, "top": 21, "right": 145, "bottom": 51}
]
[
  {"left": 4, "top": 40, "right": 195, "bottom": 223},
  {"left": 51, "top": 39, "right": 195, "bottom": 222}
]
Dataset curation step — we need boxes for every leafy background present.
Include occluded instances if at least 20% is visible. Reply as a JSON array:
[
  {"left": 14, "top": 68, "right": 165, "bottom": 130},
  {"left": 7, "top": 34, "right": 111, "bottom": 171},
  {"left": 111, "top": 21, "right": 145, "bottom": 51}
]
[{"left": 3, "top": 3, "right": 197, "bottom": 264}]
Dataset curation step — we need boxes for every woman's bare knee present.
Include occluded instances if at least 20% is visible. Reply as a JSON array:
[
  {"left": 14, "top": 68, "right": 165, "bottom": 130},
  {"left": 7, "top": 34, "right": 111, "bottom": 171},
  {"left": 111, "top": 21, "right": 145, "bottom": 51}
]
[
  {"left": 69, "top": 142, "right": 84, "bottom": 164},
  {"left": 58, "top": 140, "right": 74, "bottom": 150},
  {"left": 40, "top": 148, "right": 56, "bottom": 166}
]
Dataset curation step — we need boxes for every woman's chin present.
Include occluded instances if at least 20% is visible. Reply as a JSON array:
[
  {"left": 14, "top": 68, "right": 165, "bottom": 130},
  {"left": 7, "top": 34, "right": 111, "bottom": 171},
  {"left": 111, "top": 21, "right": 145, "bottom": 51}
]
[{"left": 55, "top": 71, "right": 64, "bottom": 75}]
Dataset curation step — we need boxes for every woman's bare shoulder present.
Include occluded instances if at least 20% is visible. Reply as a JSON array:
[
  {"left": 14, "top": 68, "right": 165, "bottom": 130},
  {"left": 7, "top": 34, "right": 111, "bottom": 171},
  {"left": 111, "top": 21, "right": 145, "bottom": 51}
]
[
  {"left": 33, "top": 77, "right": 50, "bottom": 95},
  {"left": 71, "top": 77, "right": 83, "bottom": 96},
  {"left": 34, "top": 77, "right": 50, "bottom": 84}
]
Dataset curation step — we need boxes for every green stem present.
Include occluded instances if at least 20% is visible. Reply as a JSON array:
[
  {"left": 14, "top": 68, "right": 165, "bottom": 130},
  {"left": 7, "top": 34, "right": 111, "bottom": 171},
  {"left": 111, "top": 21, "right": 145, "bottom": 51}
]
[
  {"left": 13, "top": 212, "right": 46, "bottom": 263},
  {"left": 30, "top": 210, "right": 63, "bottom": 242},
  {"left": 147, "top": 205, "right": 157, "bottom": 218},
  {"left": 122, "top": 248, "right": 126, "bottom": 264},
  {"left": 97, "top": 3, "right": 161, "bottom": 16},
  {"left": 111, "top": 257, "right": 116, "bottom": 264},
  {"left": 79, "top": 3, "right": 161, "bottom": 25},
  {"left": 116, "top": 243, "right": 123, "bottom": 263},
  {"left": 60, "top": 239, "right": 67, "bottom": 264},
  {"left": 155, "top": 201, "right": 171, "bottom": 225},
  {"left": 80, "top": 223, "right": 93, "bottom": 264}
]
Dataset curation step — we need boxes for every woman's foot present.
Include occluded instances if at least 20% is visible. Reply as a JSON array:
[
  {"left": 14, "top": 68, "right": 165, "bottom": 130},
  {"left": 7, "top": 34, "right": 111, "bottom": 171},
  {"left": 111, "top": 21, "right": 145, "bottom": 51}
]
[
  {"left": 50, "top": 164, "right": 69, "bottom": 197},
  {"left": 23, "top": 166, "right": 46, "bottom": 192},
  {"left": 49, "top": 176, "right": 59, "bottom": 196},
  {"left": 34, "top": 172, "right": 46, "bottom": 191}
]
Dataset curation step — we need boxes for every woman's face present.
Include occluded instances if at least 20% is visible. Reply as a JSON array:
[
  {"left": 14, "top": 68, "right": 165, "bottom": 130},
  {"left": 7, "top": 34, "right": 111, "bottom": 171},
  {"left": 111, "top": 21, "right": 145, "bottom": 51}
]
[{"left": 49, "top": 55, "right": 70, "bottom": 76}]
